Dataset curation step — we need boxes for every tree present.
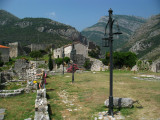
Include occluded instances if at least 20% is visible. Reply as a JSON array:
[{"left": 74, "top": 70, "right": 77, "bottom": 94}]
[
  {"left": 55, "top": 58, "right": 63, "bottom": 67},
  {"left": 29, "top": 51, "right": 43, "bottom": 60},
  {"left": 103, "top": 51, "right": 137, "bottom": 69},
  {"left": 64, "top": 57, "right": 70, "bottom": 64},
  {"left": 48, "top": 54, "right": 53, "bottom": 71}
]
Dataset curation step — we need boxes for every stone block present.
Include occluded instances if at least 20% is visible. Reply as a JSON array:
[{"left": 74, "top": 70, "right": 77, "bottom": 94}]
[
  {"left": 104, "top": 97, "right": 134, "bottom": 108},
  {"left": 0, "top": 108, "right": 5, "bottom": 120}
]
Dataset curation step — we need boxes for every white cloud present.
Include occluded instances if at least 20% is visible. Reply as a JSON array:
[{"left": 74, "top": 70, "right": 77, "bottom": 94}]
[{"left": 48, "top": 12, "right": 56, "bottom": 18}]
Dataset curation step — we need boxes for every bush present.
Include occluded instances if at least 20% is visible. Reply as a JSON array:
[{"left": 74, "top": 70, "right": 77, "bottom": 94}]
[
  {"left": 55, "top": 58, "right": 63, "bottom": 67},
  {"left": 64, "top": 57, "right": 70, "bottom": 64},
  {"left": 67, "top": 64, "right": 79, "bottom": 73},
  {"left": 83, "top": 60, "right": 91, "bottom": 70},
  {"left": 29, "top": 51, "right": 43, "bottom": 60}
]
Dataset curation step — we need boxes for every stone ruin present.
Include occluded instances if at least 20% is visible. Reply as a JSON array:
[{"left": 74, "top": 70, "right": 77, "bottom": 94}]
[
  {"left": 34, "top": 88, "right": 49, "bottom": 120},
  {"left": 0, "top": 88, "right": 24, "bottom": 97},
  {"left": 104, "top": 97, "right": 134, "bottom": 108}
]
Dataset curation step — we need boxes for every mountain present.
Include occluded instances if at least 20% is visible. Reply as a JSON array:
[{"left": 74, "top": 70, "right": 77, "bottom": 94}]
[
  {"left": 120, "top": 14, "right": 160, "bottom": 61},
  {"left": 0, "top": 10, "right": 87, "bottom": 48},
  {"left": 81, "top": 15, "right": 146, "bottom": 53}
]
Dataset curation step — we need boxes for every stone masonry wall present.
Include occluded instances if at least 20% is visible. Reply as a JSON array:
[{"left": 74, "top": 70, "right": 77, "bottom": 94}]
[
  {"left": 9, "top": 42, "right": 26, "bottom": 58},
  {"left": 34, "top": 88, "right": 49, "bottom": 120},
  {"left": 0, "top": 48, "right": 9, "bottom": 63},
  {"left": 31, "top": 44, "right": 52, "bottom": 52}
]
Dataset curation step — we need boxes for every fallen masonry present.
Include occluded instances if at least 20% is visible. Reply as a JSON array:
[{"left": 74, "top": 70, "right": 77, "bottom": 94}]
[
  {"left": 104, "top": 97, "right": 134, "bottom": 108},
  {"left": 34, "top": 88, "right": 50, "bottom": 120},
  {"left": 0, "top": 88, "right": 24, "bottom": 97}
]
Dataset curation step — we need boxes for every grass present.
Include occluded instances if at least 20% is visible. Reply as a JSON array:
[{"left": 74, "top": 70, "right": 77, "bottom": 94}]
[
  {"left": 0, "top": 92, "right": 36, "bottom": 120},
  {"left": 0, "top": 70, "right": 160, "bottom": 120},
  {"left": 46, "top": 71, "right": 160, "bottom": 120}
]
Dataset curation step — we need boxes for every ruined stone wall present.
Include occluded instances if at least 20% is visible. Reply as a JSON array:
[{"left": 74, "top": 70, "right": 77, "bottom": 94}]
[
  {"left": 31, "top": 44, "right": 52, "bottom": 51},
  {"left": 0, "top": 48, "right": 9, "bottom": 63},
  {"left": 75, "top": 43, "right": 88, "bottom": 58},
  {"left": 9, "top": 42, "right": 18, "bottom": 58},
  {"left": 151, "top": 60, "right": 160, "bottom": 72},
  {"left": 9, "top": 42, "right": 26, "bottom": 58}
]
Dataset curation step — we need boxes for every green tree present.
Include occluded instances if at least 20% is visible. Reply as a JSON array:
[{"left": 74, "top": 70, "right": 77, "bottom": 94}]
[
  {"left": 103, "top": 51, "right": 137, "bottom": 69},
  {"left": 29, "top": 51, "right": 42, "bottom": 60},
  {"left": 48, "top": 54, "right": 53, "bottom": 71},
  {"left": 64, "top": 57, "right": 70, "bottom": 64},
  {"left": 55, "top": 58, "right": 63, "bottom": 67}
]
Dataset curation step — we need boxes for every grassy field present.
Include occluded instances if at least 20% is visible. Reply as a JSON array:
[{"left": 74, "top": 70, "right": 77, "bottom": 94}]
[
  {"left": 0, "top": 70, "right": 160, "bottom": 120},
  {"left": 46, "top": 70, "right": 160, "bottom": 120}
]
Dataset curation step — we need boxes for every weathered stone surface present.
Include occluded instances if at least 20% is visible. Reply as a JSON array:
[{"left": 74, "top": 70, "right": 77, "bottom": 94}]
[
  {"left": 104, "top": 97, "right": 134, "bottom": 108},
  {"left": 90, "top": 57, "right": 108, "bottom": 71},
  {"left": 131, "top": 65, "right": 138, "bottom": 71},
  {"left": 0, "top": 88, "right": 24, "bottom": 97},
  {"left": 151, "top": 60, "right": 160, "bottom": 72},
  {"left": 34, "top": 88, "right": 49, "bottom": 120},
  {"left": 9, "top": 42, "right": 26, "bottom": 58},
  {"left": 0, "top": 109, "right": 5, "bottom": 120}
]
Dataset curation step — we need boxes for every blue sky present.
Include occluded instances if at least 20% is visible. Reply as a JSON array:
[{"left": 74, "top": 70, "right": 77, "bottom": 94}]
[{"left": 0, "top": 0, "right": 160, "bottom": 31}]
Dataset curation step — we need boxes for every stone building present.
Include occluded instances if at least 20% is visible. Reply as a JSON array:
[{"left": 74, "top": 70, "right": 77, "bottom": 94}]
[
  {"left": 31, "top": 43, "right": 53, "bottom": 52},
  {"left": 9, "top": 42, "right": 26, "bottom": 58},
  {"left": 0, "top": 45, "right": 9, "bottom": 63},
  {"left": 54, "top": 42, "right": 88, "bottom": 59},
  {"left": 53, "top": 42, "right": 88, "bottom": 68}
]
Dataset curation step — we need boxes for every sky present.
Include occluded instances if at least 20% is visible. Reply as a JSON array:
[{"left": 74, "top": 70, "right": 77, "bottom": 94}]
[{"left": 0, "top": 0, "right": 160, "bottom": 31}]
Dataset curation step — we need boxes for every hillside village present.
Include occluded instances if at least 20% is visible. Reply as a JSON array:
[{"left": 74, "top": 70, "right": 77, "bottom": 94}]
[{"left": 0, "top": 8, "right": 160, "bottom": 120}]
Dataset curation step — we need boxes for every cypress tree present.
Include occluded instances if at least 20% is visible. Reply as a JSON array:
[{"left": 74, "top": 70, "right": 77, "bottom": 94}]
[{"left": 48, "top": 54, "right": 53, "bottom": 71}]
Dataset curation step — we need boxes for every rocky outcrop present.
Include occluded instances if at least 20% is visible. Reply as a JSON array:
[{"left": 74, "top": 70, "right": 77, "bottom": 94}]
[
  {"left": 89, "top": 57, "right": 108, "bottom": 71},
  {"left": 129, "top": 40, "right": 152, "bottom": 54},
  {"left": 15, "top": 21, "right": 32, "bottom": 28},
  {"left": 121, "top": 14, "right": 160, "bottom": 61}
]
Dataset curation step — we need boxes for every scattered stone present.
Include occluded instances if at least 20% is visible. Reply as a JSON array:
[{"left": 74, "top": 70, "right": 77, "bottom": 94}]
[
  {"left": 104, "top": 97, "right": 134, "bottom": 108},
  {"left": 0, "top": 88, "right": 24, "bottom": 97},
  {"left": 65, "top": 76, "right": 70, "bottom": 77},
  {"left": 24, "top": 118, "right": 32, "bottom": 120},
  {"left": 0, "top": 109, "right": 5, "bottom": 120}
]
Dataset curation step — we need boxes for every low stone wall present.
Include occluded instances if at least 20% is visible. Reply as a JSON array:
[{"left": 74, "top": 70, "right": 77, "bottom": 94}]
[
  {"left": 0, "top": 88, "right": 24, "bottom": 97},
  {"left": 34, "top": 89, "right": 50, "bottom": 120}
]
